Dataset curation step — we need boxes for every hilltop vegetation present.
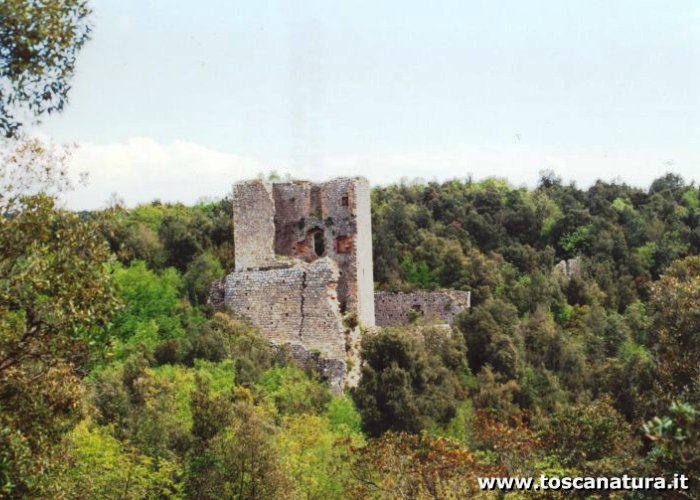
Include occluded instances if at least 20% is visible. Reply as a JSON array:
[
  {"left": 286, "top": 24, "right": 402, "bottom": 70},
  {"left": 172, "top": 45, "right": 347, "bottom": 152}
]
[{"left": 2, "top": 144, "right": 700, "bottom": 497}]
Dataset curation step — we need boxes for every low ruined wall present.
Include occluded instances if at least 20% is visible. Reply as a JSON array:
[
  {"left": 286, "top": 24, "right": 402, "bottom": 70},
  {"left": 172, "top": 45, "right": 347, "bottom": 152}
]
[{"left": 374, "top": 290, "right": 471, "bottom": 327}]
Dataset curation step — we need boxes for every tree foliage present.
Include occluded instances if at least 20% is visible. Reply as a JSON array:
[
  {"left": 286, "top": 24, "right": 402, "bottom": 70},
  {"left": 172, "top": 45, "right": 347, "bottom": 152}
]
[
  {"left": 0, "top": 0, "right": 92, "bottom": 136},
  {"left": 644, "top": 401, "right": 700, "bottom": 490},
  {"left": 0, "top": 195, "right": 116, "bottom": 495},
  {"left": 648, "top": 256, "right": 700, "bottom": 405},
  {"left": 353, "top": 328, "right": 469, "bottom": 437}
]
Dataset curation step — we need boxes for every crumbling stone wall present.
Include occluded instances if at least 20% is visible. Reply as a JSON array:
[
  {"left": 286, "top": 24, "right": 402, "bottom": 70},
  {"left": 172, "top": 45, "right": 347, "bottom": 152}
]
[
  {"left": 221, "top": 177, "right": 374, "bottom": 391},
  {"left": 271, "top": 178, "right": 375, "bottom": 326},
  {"left": 225, "top": 258, "right": 348, "bottom": 390},
  {"left": 554, "top": 256, "right": 582, "bottom": 280},
  {"left": 232, "top": 180, "right": 279, "bottom": 271},
  {"left": 278, "top": 344, "right": 346, "bottom": 394},
  {"left": 374, "top": 290, "right": 471, "bottom": 327}
]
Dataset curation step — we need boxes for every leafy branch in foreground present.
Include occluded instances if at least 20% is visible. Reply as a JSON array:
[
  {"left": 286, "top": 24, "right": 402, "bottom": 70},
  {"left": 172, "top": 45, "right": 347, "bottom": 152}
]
[{"left": 0, "top": 0, "right": 92, "bottom": 136}]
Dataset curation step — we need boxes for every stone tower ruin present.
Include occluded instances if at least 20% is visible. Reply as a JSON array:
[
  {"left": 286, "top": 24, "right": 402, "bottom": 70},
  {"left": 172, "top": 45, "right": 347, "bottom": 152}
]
[
  {"left": 221, "top": 177, "right": 374, "bottom": 390},
  {"left": 213, "top": 175, "right": 471, "bottom": 390}
]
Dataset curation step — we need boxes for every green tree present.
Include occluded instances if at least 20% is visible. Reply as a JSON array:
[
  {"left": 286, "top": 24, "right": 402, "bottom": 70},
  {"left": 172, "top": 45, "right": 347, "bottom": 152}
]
[
  {"left": 456, "top": 298, "right": 520, "bottom": 378},
  {"left": 539, "top": 398, "right": 639, "bottom": 476},
  {"left": 48, "top": 419, "right": 182, "bottom": 499},
  {"left": 0, "top": 0, "right": 92, "bottom": 136},
  {"left": 0, "top": 195, "right": 117, "bottom": 496},
  {"left": 258, "top": 365, "right": 331, "bottom": 417},
  {"left": 110, "top": 260, "right": 197, "bottom": 359},
  {"left": 159, "top": 211, "right": 212, "bottom": 272},
  {"left": 184, "top": 251, "right": 223, "bottom": 306},
  {"left": 186, "top": 383, "right": 288, "bottom": 500},
  {"left": 649, "top": 256, "right": 700, "bottom": 405},
  {"left": 400, "top": 255, "right": 438, "bottom": 289},
  {"left": 643, "top": 401, "right": 699, "bottom": 493},
  {"left": 353, "top": 331, "right": 427, "bottom": 436},
  {"left": 186, "top": 313, "right": 273, "bottom": 386},
  {"left": 276, "top": 413, "right": 360, "bottom": 498},
  {"left": 353, "top": 329, "right": 469, "bottom": 437}
]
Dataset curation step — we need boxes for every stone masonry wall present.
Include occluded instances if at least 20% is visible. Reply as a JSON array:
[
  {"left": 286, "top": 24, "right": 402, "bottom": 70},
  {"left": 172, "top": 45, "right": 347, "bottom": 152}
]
[
  {"left": 374, "top": 290, "right": 471, "bottom": 327},
  {"left": 232, "top": 180, "right": 278, "bottom": 271},
  {"left": 553, "top": 256, "right": 582, "bottom": 280},
  {"left": 271, "top": 178, "right": 375, "bottom": 327},
  {"left": 222, "top": 177, "right": 376, "bottom": 391},
  {"left": 224, "top": 258, "right": 347, "bottom": 362}
]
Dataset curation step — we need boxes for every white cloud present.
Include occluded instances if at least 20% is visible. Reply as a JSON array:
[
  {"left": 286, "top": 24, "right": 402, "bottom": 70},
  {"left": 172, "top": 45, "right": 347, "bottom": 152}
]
[
  {"left": 64, "top": 137, "right": 264, "bottom": 210},
  {"left": 62, "top": 137, "right": 699, "bottom": 210}
]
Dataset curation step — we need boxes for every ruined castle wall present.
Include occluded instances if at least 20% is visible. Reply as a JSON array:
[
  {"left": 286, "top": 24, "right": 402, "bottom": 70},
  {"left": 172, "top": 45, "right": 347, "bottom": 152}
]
[
  {"left": 224, "top": 258, "right": 346, "bottom": 361},
  {"left": 316, "top": 179, "right": 357, "bottom": 316},
  {"left": 224, "top": 177, "right": 375, "bottom": 391},
  {"left": 374, "top": 290, "right": 471, "bottom": 327},
  {"left": 270, "top": 177, "right": 375, "bottom": 327},
  {"left": 298, "top": 258, "right": 347, "bottom": 360},
  {"left": 271, "top": 181, "right": 312, "bottom": 259},
  {"left": 232, "top": 180, "right": 278, "bottom": 271}
]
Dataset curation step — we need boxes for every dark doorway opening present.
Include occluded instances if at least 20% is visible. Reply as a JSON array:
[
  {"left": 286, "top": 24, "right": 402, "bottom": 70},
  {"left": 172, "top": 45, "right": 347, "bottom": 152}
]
[{"left": 313, "top": 231, "right": 325, "bottom": 256}]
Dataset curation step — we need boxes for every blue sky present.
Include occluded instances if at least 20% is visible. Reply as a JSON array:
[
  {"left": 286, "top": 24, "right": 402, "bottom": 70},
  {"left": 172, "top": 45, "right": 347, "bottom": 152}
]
[{"left": 34, "top": 0, "right": 700, "bottom": 209}]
